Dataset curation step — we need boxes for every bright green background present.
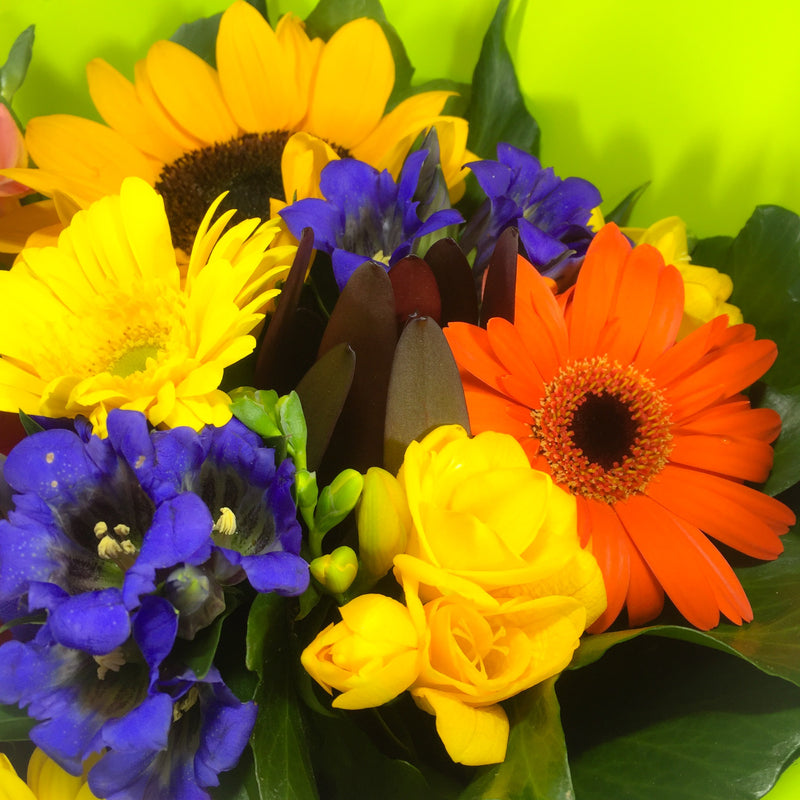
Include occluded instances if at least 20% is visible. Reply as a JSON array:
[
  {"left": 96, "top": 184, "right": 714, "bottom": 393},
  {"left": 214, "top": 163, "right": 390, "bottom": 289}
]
[{"left": 0, "top": 0, "right": 799, "bottom": 237}]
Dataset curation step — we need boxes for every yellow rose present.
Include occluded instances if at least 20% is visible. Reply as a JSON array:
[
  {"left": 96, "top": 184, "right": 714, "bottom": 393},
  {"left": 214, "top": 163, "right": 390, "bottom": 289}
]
[
  {"left": 300, "top": 593, "right": 421, "bottom": 710},
  {"left": 392, "top": 425, "right": 605, "bottom": 624},
  {"left": 405, "top": 581, "right": 589, "bottom": 765}
]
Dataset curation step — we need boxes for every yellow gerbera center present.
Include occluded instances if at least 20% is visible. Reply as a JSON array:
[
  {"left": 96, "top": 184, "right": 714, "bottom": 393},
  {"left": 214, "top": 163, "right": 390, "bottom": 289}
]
[{"left": 532, "top": 355, "right": 673, "bottom": 502}]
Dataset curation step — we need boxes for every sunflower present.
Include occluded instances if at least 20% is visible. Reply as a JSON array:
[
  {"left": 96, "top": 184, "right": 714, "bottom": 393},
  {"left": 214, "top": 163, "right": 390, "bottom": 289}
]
[
  {"left": 0, "top": 1, "right": 471, "bottom": 254},
  {"left": 0, "top": 177, "right": 295, "bottom": 435},
  {"left": 0, "top": 749, "right": 101, "bottom": 800},
  {"left": 444, "top": 223, "right": 795, "bottom": 632}
]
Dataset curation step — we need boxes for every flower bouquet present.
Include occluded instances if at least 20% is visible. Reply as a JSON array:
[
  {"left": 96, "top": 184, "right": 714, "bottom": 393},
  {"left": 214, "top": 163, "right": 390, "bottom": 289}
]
[{"left": 0, "top": 1, "right": 798, "bottom": 798}]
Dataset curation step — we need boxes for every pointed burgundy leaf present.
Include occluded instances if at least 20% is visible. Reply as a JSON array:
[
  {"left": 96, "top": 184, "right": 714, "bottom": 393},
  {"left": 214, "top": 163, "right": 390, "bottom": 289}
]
[
  {"left": 480, "top": 226, "right": 519, "bottom": 327},
  {"left": 384, "top": 316, "right": 470, "bottom": 475},
  {"left": 317, "top": 262, "right": 397, "bottom": 480},
  {"left": 295, "top": 343, "right": 356, "bottom": 472},
  {"left": 253, "top": 227, "right": 315, "bottom": 389},
  {"left": 388, "top": 255, "right": 442, "bottom": 331},
  {"left": 424, "top": 237, "right": 480, "bottom": 326}
]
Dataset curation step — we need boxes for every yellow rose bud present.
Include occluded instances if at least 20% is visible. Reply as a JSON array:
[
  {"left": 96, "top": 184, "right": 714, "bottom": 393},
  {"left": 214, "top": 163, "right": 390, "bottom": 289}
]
[
  {"left": 623, "top": 216, "right": 743, "bottom": 338},
  {"left": 357, "top": 467, "right": 412, "bottom": 580},
  {"left": 301, "top": 594, "right": 421, "bottom": 710},
  {"left": 309, "top": 545, "right": 359, "bottom": 594},
  {"left": 393, "top": 425, "right": 605, "bottom": 627}
]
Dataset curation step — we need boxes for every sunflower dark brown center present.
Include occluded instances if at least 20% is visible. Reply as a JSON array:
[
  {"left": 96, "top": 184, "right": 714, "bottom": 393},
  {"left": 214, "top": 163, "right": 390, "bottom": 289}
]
[
  {"left": 531, "top": 355, "right": 673, "bottom": 502},
  {"left": 154, "top": 131, "right": 291, "bottom": 253}
]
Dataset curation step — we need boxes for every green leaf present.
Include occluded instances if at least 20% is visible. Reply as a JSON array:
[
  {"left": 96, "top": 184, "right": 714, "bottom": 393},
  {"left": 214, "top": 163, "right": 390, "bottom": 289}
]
[
  {"left": 604, "top": 182, "right": 651, "bottom": 227},
  {"left": 245, "top": 591, "right": 285, "bottom": 677},
  {"left": 0, "top": 703, "right": 34, "bottom": 742},
  {"left": 303, "top": 0, "right": 414, "bottom": 106},
  {"left": 0, "top": 26, "right": 34, "bottom": 105},
  {"left": 459, "top": 679, "right": 572, "bottom": 800},
  {"left": 174, "top": 598, "right": 239, "bottom": 680},
  {"left": 307, "top": 710, "right": 440, "bottom": 800},
  {"left": 690, "top": 234, "right": 733, "bottom": 268},
  {"left": 702, "top": 206, "right": 800, "bottom": 390},
  {"left": 250, "top": 597, "right": 319, "bottom": 800},
  {"left": 210, "top": 744, "right": 260, "bottom": 800},
  {"left": 756, "top": 385, "right": 800, "bottom": 497},
  {"left": 383, "top": 316, "right": 470, "bottom": 474},
  {"left": 572, "top": 529, "right": 800, "bottom": 688},
  {"left": 230, "top": 388, "right": 283, "bottom": 440},
  {"left": 466, "top": 0, "right": 539, "bottom": 158},
  {"left": 562, "top": 637, "right": 800, "bottom": 800},
  {"left": 170, "top": 14, "right": 221, "bottom": 67},
  {"left": 18, "top": 410, "right": 44, "bottom": 436}
]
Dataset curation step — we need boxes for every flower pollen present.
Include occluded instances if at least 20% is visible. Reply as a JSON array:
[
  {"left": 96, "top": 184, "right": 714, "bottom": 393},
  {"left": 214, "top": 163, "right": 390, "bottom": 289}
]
[{"left": 532, "top": 355, "right": 672, "bottom": 502}]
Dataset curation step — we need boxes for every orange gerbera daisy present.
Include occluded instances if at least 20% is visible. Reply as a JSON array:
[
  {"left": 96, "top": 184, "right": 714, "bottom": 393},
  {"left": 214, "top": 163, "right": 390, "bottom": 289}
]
[
  {"left": 444, "top": 223, "right": 795, "bottom": 632},
  {"left": 0, "top": 1, "right": 471, "bottom": 253}
]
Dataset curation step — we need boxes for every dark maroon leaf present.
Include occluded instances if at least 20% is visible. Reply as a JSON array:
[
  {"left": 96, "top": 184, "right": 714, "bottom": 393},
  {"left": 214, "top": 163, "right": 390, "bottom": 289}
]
[
  {"left": 424, "top": 237, "right": 480, "bottom": 325},
  {"left": 253, "top": 227, "right": 315, "bottom": 389},
  {"left": 480, "top": 226, "right": 519, "bottom": 327},
  {"left": 317, "top": 263, "right": 397, "bottom": 480},
  {"left": 388, "top": 255, "right": 441, "bottom": 330},
  {"left": 384, "top": 316, "right": 470, "bottom": 474},
  {"left": 295, "top": 343, "right": 356, "bottom": 472}
]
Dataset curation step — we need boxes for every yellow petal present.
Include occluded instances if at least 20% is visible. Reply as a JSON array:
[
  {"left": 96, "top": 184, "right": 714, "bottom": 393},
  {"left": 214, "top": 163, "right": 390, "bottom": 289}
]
[
  {"left": 303, "top": 18, "right": 394, "bottom": 149},
  {"left": 87, "top": 58, "right": 185, "bottom": 164},
  {"left": 145, "top": 40, "right": 239, "bottom": 146},
  {"left": 217, "top": 1, "right": 306, "bottom": 132},
  {"left": 411, "top": 688, "right": 509, "bottom": 765},
  {"left": 0, "top": 198, "right": 60, "bottom": 252},
  {"left": 281, "top": 132, "right": 339, "bottom": 202}
]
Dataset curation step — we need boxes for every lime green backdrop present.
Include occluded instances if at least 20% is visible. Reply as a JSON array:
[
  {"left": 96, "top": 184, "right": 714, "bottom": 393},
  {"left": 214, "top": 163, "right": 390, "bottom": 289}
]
[{"left": 1, "top": 0, "right": 799, "bottom": 238}]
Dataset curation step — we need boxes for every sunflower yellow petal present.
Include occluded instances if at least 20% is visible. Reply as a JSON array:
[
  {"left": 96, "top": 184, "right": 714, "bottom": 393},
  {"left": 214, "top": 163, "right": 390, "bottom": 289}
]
[
  {"left": 145, "top": 40, "right": 239, "bottom": 146},
  {"left": 0, "top": 752, "right": 37, "bottom": 800},
  {"left": 26, "top": 115, "right": 160, "bottom": 200},
  {"left": 412, "top": 688, "right": 509, "bottom": 766},
  {"left": 303, "top": 18, "right": 394, "bottom": 149},
  {"left": 87, "top": 58, "right": 186, "bottom": 164},
  {"left": 217, "top": 1, "right": 306, "bottom": 132}
]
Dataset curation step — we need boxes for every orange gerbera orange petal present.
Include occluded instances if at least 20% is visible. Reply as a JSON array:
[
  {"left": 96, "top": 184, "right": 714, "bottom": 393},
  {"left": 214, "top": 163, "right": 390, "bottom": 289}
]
[
  {"left": 646, "top": 465, "right": 787, "bottom": 559},
  {"left": 668, "top": 431, "right": 775, "bottom": 483},
  {"left": 625, "top": 538, "right": 664, "bottom": 628}
]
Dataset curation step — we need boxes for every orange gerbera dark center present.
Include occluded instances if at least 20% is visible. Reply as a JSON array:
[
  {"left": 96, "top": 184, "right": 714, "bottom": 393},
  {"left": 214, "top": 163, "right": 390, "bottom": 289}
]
[
  {"left": 531, "top": 355, "right": 673, "bottom": 502},
  {"left": 155, "top": 131, "right": 291, "bottom": 253}
]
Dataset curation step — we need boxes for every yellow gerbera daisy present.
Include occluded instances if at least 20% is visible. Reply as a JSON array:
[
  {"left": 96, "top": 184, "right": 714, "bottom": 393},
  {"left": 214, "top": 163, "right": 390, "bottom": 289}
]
[
  {"left": 0, "top": 748, "right": 101, "bottom": 800},
  {"left": 1, "top": 1, "right": 471, "bottom": 253},
  {"left": 0, "top": 176, "right": 295, "bottom": 435}
]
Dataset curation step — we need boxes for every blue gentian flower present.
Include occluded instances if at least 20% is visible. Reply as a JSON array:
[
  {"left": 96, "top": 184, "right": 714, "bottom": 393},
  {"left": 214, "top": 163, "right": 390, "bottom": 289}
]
[
  {"left": 0, "top": 409, "right": 306, "bottom": 797},
  {"left": 460, "top": 143, "right": 602, "bottom": 282},
  {"left": 279, "top": 150, "right": 464, "bottom": 290},
  {"left": 0, "top": 595, "right": 178, "bottom": 776}
]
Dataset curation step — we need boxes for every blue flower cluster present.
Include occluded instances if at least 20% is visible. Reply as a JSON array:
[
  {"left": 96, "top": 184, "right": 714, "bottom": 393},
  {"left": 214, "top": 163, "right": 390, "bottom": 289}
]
[
  {"left": 0, "top": 410, "right": 308, "bottom": 800},
  {"left": 461, "top": 143, "right": 602, "bottom": 283},
  {"left": 280, "top": 148, "right": 463, "bottom": 290}
]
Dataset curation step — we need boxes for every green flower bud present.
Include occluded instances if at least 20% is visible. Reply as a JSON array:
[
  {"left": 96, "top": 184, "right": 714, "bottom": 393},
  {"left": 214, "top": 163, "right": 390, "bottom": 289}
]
[
  {"left": 357, "top": 467, "right": 411, "bottom": 580},
  {"left": 314, "top": 469, "right": 364, "bottom": 535},
  {"left": 310, "top": 546, "right": 359, "bottom": 594}
]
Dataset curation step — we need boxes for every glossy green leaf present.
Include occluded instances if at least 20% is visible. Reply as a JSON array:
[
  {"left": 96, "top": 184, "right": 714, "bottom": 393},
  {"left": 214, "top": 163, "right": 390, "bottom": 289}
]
[
  {"left": 170, "top": 14, "right": 221, "bottom": 67},
  {"left": 604, "top": 181, "right": 650, "bottom": 227},
  {"left": 18, "top": 410, "right": 44, "bottom": 436},
  {"left": 384, "top": 316, "right": 470, "bottom": 474},
  {"left": 693, "top": 206, "right": 800, "bottom": 390},
  {"left": 562, "top": 637, "right": 800, "bottom": 800},
  {"left": 0, "top": 703, "right": 34, "bottom": 742},
  {"left": 0, "top": 26, "right": 34, "bottom": 105},
  {"left": 303, "top": 0, "right": 414, "bottom": 104},
  {"left": 467, "top": 0, "right": 539, "bottom": 159},
  {"left": 572, "top": 529, "right": 800, "bottom": 687},
  {"left": 460, "top": 679, "right": 572, "bottom": 800},
  {"left": 307, "top": 710, "right": 440, "bottom": 800},
  {"left": 250, "top": 596, "right": 319, "bottom": 800},
  {"left": 245, "top": 591, "right": 285, "bottom": 677},
  {"left": 756, "top": 385, "right": 800, "bottom": 497}
]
